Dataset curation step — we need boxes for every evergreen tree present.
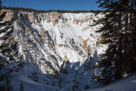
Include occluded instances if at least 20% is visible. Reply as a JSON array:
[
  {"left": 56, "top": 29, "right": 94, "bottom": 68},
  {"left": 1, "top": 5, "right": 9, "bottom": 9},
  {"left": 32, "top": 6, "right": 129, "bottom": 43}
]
[
  {"left": 5, "top": 77, "right": 13, "bottom": 91},
  {"left": 95, "top": 0, "right": 136, "bottom": 84},
  {"left": 0, "top": 0, "right": 1, "bottom": 8},
  {"left": 20, "top": 83, "right": 24, "bottom": 91},
  {"left": 0, "top": 0, "right": 5, "bottom": 21}
]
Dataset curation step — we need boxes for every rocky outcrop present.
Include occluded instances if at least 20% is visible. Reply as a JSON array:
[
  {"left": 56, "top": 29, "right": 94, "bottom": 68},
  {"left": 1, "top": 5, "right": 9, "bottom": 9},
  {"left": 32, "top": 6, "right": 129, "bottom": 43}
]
[
  {"left": 27, "top": 13, "right": 38, "bottom": 22},
  {"left": 0, "top": 9, "right": 13, "bottom": 21}
]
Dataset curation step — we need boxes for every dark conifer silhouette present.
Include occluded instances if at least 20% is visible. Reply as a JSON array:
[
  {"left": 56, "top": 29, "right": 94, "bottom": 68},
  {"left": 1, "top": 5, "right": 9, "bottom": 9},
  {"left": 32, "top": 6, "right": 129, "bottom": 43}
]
[
  {"left": 95, "top": 0, "right": 136, "bottom": 84},
  {"left": 20, "top": 83, "right": 24, "bottom": 91}
]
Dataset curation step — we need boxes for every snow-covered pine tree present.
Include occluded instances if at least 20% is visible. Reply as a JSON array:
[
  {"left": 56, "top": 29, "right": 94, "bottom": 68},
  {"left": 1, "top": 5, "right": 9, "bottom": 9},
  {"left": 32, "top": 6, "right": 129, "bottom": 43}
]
[{"left": 95, "top": 0, "right": 136, "bottom": 85}]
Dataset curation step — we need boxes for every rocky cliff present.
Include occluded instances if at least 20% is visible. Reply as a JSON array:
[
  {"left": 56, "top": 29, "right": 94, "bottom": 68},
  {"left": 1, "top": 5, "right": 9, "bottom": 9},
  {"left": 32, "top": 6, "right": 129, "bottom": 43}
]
[{"left": 0, "top": 9, "right": 106, "bottom": 91}]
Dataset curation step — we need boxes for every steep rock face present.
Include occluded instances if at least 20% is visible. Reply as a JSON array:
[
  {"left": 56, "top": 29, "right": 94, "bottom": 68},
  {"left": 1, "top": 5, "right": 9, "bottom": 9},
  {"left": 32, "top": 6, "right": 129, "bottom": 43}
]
[
  {"left": 11, "top": 11, "right": 105, "bottom": 73},
  {"left": 0, "top": 10, "right": 106, "bottom": 90},
  {"left": 0, "top": 9, "right": 14, "bottom": 21}
]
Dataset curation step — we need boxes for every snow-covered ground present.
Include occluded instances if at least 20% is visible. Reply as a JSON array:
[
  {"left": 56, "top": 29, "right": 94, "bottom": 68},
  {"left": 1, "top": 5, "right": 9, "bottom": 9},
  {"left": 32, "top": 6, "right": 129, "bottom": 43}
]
[
  {"left": 91, "top": 74, "right": 136, "bottom": 91},
  {"left": 11, "top": 73, "right": 136, "bottom": 91},
  {"left": 11, "top": 74, "right": 60, "bottom": 91}
]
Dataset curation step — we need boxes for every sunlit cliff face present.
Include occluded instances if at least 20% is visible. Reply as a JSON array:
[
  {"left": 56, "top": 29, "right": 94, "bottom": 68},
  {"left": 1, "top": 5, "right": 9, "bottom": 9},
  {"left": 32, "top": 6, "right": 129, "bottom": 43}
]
[
  {"left": 0, "top": 9, "right": 107, "bottom": 90},
  {"left": 0, "top": 9, "right": 106, "bottom": 74}
]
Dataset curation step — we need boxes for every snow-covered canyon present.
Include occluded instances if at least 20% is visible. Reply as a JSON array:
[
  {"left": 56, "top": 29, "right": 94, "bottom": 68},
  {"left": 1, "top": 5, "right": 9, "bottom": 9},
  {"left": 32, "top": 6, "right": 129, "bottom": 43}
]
[{"left": 0, "top": 9, "right": 107, "bottom": 91}]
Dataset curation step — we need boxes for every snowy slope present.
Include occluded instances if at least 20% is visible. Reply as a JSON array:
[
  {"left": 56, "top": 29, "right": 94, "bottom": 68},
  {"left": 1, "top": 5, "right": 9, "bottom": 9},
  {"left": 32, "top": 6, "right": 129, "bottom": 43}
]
[
  {"left": 11, "top": 74, "right": 60, "bottom": 91},
  {"left": 12, "top": 73, "right": 136, "bottom": 91},
  {"left": 91, "top": 74, "right": 136, "bottom": 91},
  {"left": 0, "top": 9, "right": 107, "bottom": 91}
]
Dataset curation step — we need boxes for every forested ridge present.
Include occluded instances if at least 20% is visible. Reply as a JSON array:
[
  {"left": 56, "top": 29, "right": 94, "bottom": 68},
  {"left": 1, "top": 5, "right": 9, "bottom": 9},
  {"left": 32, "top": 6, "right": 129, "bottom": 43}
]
[{"left": 1, "top": 6, "right": 103, "bottom": 13}]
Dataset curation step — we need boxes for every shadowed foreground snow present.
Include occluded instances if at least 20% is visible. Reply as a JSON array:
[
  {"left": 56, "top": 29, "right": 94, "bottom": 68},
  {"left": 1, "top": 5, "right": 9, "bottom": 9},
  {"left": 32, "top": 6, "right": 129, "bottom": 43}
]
[
  {"left": 12, "top": 73, "right": 136, "bottom": 91},
  {"left": 91, "top": 74, "right": 136, "bottom": 91},
  {"left": 12, "top": 74, "right": 60, "bottom": 91}
]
